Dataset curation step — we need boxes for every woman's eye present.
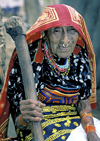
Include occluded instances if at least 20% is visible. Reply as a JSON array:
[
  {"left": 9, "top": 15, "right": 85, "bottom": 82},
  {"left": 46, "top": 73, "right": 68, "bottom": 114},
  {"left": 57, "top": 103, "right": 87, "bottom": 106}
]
[
  {"left": 54, "top": 28, "right": 62, "bottom": 33},
  {"left": 54, "top": 29, "right": 60, "bottom": 33},
  {"left": 55, "top": 29, "right": 59, "bottom": 32},
  {"left": 67, "top": 27, "right": 77, "bottom": 34}
]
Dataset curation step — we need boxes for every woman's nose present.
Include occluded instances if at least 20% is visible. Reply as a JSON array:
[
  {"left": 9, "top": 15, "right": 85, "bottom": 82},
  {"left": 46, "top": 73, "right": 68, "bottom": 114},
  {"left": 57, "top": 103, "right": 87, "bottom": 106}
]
[{"left": 61, "top": 32, "right": 70, "bottom": 44}]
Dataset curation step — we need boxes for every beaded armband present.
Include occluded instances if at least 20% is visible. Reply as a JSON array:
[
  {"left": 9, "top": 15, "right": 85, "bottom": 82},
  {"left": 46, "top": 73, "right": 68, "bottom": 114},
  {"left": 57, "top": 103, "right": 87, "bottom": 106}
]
[
  {"left": 85, "top": 124, "right": 95, "bottom": 134},
  {"left": 19, "top": 115, "right": 28, "bottom": 126},
  {"left": 80, "top": 113, "right": 93, "bottom": 118}
]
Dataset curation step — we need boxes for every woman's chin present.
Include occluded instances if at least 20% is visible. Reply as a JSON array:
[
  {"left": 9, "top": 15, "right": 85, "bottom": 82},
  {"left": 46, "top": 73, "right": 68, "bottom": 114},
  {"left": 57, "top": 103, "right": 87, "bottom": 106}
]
[{"left": 57, "top": 52, "right": 71, "bottom": 58}]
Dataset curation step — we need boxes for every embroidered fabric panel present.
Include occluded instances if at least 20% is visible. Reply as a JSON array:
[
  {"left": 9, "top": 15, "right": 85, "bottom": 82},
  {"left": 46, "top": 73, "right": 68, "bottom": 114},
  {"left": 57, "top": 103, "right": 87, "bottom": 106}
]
[
  {"left": 16, "top": 127, "right": 33, "bottom": 141},
  {"left": 38, "top": 86, "right": 79, "bottom": 104},
  {"left": 15, "top": 104, "right": 80, "bottom": 141},
  {"left": 0, "top": 118, "right": 9, "bottom": 139},
  {"left": 42, "top": 104, "right": 80, "bottom": 141}
]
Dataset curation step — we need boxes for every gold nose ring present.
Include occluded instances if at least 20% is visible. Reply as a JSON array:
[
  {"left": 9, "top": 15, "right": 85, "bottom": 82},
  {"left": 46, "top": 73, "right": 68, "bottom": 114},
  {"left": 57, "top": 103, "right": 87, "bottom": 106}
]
[
  {"left": 63, "top": 44, "right": 68, "bottom": 47},
  {"left": 63, "top": 43, "right": 65, "bottom": 47}
]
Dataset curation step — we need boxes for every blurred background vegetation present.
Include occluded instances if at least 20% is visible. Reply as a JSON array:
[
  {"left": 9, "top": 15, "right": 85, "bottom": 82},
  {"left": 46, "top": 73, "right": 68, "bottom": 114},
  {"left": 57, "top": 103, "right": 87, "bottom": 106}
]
[{"left": 0, "top": 0, "right": 100, "bottom": 138}]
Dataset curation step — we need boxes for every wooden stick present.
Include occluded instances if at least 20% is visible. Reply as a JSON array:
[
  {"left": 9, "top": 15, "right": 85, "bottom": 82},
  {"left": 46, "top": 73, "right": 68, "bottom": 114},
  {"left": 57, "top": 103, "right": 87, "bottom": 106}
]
[{"left": 4, "top": 16, "right": 44, "bottom": 141}]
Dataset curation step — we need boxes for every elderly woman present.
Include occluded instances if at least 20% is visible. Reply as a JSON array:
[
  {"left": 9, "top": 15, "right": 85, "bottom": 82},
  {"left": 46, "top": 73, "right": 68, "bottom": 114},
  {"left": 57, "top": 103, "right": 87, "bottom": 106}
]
[{"left": 2, "top": 4, "right": 100, "bottom": 141}]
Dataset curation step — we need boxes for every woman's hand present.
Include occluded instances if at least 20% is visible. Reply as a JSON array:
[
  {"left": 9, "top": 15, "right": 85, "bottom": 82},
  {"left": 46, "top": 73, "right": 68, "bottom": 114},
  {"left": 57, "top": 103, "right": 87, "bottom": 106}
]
[
  {"left": 87, "top": 131, "right": 100, "bottom": 141},
  {"left": 20, "top": 99, "right": 46, "bottom": 123}
]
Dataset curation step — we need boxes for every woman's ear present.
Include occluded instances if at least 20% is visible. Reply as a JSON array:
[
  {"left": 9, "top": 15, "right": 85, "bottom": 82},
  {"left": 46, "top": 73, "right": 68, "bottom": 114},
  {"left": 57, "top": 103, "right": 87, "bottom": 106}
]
[
  {"left": 41, "top": 31, "right": 48, "bottom": 43},
  {"left": 41, "top": 30, "right": 50, "bottom": 49},
  {"left": 41, "top": 31, "right": 45, "bottom": 38}
]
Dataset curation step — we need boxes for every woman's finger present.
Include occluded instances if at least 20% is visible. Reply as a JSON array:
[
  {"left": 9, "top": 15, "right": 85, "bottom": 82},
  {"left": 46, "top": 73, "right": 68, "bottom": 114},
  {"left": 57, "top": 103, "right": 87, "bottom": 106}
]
[
  {"left": 22, "top": 115, "right": 42, "bottom": 122},
  {"left": 20, "top": 99, "right": 45, "bottom": 107},
  {"left": 20, "top": 103, "right": 42, "bottom": 113},
  {"left": 21, "top": 109, "right": 43, "bottom": 118}
]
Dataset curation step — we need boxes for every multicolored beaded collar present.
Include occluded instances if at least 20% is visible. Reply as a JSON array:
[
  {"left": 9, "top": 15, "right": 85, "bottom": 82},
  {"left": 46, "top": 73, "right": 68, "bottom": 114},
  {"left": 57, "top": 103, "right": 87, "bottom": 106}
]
[{"left": 43, "top": 42, "right": 70, "bottom": 76}]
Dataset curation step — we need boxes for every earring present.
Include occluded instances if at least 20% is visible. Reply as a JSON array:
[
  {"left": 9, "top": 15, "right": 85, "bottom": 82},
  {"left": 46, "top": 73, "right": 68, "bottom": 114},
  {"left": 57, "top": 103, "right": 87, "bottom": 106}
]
[
  {"left": 41, "top": 31, "right": 45, "bottom": 38},
  {"left": 43, "top": 33, "right": 45, "bottom": 38}
]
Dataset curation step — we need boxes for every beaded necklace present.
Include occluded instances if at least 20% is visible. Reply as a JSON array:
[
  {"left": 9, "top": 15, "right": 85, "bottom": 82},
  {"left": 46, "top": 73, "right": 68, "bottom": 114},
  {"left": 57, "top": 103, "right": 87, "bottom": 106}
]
[{"left": 43, "top": 42, "right": 70, "bottom": 76}]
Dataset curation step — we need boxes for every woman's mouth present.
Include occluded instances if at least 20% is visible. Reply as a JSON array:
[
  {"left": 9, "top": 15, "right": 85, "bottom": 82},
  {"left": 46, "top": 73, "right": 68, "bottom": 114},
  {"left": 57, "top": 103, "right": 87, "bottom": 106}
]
[{"left": 59, "top": 45, "right": 70, "bottom": 51}]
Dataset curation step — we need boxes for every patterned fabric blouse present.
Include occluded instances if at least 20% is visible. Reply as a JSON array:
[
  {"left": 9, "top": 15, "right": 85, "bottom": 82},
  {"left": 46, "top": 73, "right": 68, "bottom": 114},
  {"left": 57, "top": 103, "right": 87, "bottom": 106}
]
[{"left": 7, "top": 39, "right": 91, "bottom": 119}]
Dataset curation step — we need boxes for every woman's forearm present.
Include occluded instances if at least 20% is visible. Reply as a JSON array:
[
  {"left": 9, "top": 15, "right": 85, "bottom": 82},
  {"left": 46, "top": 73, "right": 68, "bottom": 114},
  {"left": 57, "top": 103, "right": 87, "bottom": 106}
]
[
  {"left": 77, "top": 99, "right": 100, "bottom": 141},
  {"left": 77, "top": 99, "right": 94, "bottom": 128}
]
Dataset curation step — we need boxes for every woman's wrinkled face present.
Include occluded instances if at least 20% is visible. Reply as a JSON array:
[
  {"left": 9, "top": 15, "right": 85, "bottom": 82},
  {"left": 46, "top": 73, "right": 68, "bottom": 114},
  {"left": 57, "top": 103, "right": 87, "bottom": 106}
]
[{"left": 45, "top": 26, "right": 79, "bottom": 58}]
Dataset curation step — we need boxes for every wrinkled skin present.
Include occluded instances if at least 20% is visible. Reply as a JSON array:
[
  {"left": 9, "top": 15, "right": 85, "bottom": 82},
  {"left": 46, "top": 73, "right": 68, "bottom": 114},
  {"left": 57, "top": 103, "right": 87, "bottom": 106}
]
[
  {"left": 87, "top": 131, "right": 100, "bottom": 141},
  {"left": 77, "top": 99, "right": 100, "bottom": 141},
  {"left": 17, "top": 26, "right": 100, "bottom": 141},
  {"left": 20, "top": 99, "right": 45, "bottom": 123},
  {"left": 44, "top": 26, "right": 79, "bottom": 58}
]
